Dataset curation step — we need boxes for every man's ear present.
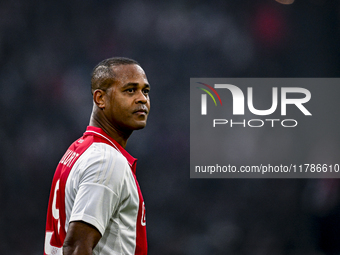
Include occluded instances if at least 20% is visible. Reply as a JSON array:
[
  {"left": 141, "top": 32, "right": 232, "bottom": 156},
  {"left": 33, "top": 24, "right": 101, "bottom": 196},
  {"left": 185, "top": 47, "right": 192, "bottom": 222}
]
[{"left": 93, "top": 89, "right": 106, "bottom": 109}]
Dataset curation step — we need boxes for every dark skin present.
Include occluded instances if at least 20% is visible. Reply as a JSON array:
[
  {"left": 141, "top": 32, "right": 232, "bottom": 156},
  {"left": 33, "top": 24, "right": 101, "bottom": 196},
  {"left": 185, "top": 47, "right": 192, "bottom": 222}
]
[
  {"left": 63, "top": 64, "right": 150, "bottom": 255},
  {"left": 63, "top": 222, "right": 101, "bottom": 255}
]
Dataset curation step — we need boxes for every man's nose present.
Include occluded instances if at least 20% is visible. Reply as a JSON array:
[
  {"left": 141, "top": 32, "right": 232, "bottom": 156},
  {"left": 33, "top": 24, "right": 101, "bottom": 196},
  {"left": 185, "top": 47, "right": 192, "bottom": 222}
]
[{"left": 135, "top": 90, "right": 148, "bottom": 104}]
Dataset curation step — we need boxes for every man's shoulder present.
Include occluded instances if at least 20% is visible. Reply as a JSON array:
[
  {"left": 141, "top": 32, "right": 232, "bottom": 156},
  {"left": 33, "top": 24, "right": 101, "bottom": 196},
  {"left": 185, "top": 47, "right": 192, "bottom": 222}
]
[
  {"left": 81, "top": 142, "right": 129, "bottom": 167},
  {"left": 68, "top": 133, "right": 126, "bottom": 163},
  {"left": 67, "top": 142, "right": 130, "bottom": 192},
  {"left": 64, "top": 130, "right": 132, "bottom": 181}
]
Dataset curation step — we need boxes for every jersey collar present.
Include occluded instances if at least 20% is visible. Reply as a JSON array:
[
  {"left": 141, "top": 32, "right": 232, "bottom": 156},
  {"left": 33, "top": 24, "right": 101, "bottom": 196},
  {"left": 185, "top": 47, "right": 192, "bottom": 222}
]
[{"left": 84, "top": 126, "right": 137, "bottom": 173}]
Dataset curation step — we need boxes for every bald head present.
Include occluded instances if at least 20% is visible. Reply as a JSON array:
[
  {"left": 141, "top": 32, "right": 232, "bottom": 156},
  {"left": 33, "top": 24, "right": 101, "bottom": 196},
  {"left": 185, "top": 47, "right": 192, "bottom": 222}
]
[{"left": 91, "top": 57, "right": 140, "bottom": 94}]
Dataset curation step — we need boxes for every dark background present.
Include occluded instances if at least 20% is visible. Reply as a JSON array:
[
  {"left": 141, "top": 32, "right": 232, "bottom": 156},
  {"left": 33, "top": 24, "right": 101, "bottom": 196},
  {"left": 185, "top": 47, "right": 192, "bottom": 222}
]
[{"left": 1, "top": 0, "right": 340, "bottom": 254}]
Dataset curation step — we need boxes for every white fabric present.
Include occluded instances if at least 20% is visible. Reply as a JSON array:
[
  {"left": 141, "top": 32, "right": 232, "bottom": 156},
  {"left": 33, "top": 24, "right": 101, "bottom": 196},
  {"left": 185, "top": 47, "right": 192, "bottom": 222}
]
[{"left": 64, "top": 142, "right": 139, "bottom": 255}]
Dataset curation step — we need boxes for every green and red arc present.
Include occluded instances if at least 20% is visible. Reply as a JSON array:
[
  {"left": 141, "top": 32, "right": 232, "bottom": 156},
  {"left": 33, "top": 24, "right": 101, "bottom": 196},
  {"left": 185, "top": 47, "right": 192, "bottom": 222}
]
[{"left": 196, "top": 82, "right": 223, "bottom": 106}]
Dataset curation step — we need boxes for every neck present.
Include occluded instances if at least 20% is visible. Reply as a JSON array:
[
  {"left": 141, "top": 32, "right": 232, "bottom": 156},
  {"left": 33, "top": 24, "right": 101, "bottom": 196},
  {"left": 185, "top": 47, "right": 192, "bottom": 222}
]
[{"left": 89, "top": 108, "right": 132, "bottom": 148}]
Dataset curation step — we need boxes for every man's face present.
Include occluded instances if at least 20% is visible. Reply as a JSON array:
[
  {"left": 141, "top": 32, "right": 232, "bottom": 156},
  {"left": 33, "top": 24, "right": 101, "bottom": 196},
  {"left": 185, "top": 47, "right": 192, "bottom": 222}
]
[{"left": 103, "top": 64, "right": 150, "bottom": 131}]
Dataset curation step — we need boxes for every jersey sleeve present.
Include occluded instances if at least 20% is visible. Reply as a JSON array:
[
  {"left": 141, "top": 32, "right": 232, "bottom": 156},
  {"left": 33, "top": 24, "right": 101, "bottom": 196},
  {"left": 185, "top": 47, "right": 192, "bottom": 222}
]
[{"left": 67, "top": 142, "right": 129, "bottom": 235}]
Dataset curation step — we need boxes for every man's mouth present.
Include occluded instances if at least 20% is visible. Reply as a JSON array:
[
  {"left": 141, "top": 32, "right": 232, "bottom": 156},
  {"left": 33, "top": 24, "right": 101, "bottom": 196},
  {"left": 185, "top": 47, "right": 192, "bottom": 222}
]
[{"left": 133, "top": 107, "right": 148, "bottom": 114}]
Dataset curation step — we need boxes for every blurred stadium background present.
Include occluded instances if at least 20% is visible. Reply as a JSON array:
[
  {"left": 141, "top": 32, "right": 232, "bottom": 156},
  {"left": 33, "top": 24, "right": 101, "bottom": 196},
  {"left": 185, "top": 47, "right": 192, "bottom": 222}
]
[{"left": 1, "top": 0, "right": 340, "bottom": 254}]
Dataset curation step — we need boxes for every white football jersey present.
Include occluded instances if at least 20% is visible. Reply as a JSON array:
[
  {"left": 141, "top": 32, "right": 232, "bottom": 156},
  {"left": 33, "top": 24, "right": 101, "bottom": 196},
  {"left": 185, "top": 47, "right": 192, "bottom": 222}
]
[{"left": 44, "top": 126, "right": 147, "bottom": 255}]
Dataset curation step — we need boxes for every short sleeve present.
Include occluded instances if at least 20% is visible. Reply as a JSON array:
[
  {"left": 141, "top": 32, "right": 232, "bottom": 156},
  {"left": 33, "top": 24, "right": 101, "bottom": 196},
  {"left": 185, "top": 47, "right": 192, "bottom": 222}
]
[{"left": 67, "top": 142, "right": 129, "bottom": 235}]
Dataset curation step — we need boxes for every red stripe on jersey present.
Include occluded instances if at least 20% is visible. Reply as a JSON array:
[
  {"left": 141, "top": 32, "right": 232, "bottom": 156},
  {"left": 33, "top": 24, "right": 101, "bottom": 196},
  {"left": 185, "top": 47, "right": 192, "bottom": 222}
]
[{"left": 132, "top": 173, "right": 147, "bottom": 255}]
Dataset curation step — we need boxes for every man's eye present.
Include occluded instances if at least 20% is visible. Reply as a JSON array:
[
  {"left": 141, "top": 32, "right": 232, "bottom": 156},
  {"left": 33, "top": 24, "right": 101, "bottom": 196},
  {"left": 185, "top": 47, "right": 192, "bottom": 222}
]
[
  {"left": 143, "top": 89, "right": 150, "bottom": 94},
  {"left": 126, "top": 88, "right": 134, "bottom": 93}
]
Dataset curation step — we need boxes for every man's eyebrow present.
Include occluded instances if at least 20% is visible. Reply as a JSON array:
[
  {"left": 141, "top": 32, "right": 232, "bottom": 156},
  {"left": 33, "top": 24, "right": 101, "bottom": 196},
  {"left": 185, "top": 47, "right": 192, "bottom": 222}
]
[{"left": 122, "top": 82, "right": 150, "bottom": 88}]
